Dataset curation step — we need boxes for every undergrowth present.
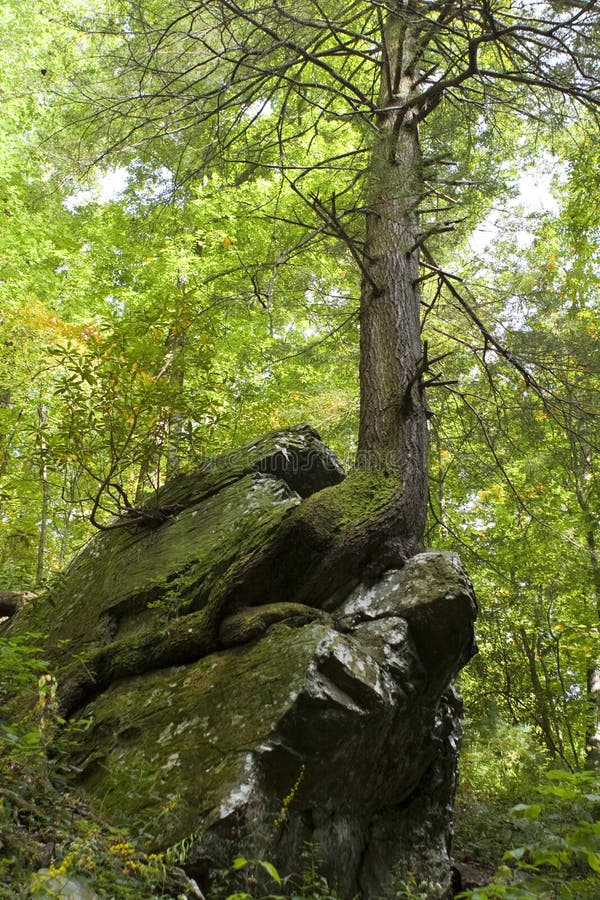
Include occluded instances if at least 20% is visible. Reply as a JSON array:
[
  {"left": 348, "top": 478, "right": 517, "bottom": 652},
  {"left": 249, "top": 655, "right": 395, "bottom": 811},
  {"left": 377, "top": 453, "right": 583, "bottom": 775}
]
[
  {"left": 455, "top": 715, "right": 600, "bottom": 898},
  {"left": 0, "top": 632, "right": 194, "bottom": 898}
]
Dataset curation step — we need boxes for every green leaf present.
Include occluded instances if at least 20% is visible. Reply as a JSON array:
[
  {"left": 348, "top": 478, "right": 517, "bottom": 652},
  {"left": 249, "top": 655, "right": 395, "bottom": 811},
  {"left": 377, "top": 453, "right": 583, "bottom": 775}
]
[
  {"left": 232, "top": 856, "right": 248, "bottom": 870},
  {"left": 510, "top": 803, "right": 542, "bottom": 819},
  {"left": 259, "top": 860, "right": 282, "bottom": 885},
  {"left": 537, "top": 784, "right": 577, "bottom": 800},
  {"left": 530, "top": 848, "right": 568, "bottom": 869},
  {"left": 544, "top": 770, "right": 574, "bottom": 782},
  {"left": 586, "top": 852, "right": 600, "bottom": 873}
]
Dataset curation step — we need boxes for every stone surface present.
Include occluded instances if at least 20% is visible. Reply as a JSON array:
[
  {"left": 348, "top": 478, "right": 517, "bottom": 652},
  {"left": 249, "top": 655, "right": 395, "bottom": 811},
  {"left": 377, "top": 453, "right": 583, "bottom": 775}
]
[{"left": 7, "top": 425, "right": 477, "bottom": 899}]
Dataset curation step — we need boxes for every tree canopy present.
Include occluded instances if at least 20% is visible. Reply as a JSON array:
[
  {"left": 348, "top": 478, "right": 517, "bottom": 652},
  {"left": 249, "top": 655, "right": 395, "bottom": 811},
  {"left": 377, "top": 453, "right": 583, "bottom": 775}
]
[{"left": 51, "top": 1, "right": 597, "bottom": 576}]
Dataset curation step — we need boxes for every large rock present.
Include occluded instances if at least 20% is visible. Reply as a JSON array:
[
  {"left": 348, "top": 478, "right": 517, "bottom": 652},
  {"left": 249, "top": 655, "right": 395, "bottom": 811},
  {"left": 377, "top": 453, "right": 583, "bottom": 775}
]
[{"left": 6, "top": 425, "right": 476, "bottom": 899}]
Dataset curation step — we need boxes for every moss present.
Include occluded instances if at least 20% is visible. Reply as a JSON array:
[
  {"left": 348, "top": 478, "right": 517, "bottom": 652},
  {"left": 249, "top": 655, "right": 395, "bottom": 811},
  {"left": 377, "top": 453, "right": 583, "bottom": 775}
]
[
  {"left": 336, "top": 469, "right": 397, "bottom": 529},
  {"left": 57, "top": 584, "right": 233, "bottom": 714},
  {"left": 295, "top": 468, "right": 397, "bottom": 540},
  {"left": 9, "top": 474, "right": 300, "bottom": 667},
  {"left": 67, "top": 622, "right": 332, "bottom": 849},
  {"left": 219, "top": 602, "right": 330, "bottom": 646}
]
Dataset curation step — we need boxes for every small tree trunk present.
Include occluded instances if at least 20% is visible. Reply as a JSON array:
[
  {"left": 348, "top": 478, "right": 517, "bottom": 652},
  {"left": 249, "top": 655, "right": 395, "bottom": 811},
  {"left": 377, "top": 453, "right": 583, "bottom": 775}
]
[
  {"left": 585, "top": 529, "right": 600, "bottom": 769},
  {"left": 566, "top": 409, "right": 600, "bottom": 769},
  {"left": 166, "top": 360, "right": 185, "bottom": 480},
  {"left": 586, "top": 665, "right": 600, "bottom": 769},
  {"left": 434, "top": 426, "right": 448, "bottom": 530},
  {"left": 165, "top": 290, "right": 189, "bottom": 479},
  {"left": 58, "top": 465, "right": 79, "bottom": 568},
  {"left": 519, "top": 627, "right": 561, "bottom": 761},
  {"left": 36, "top": 403, "right": 50, "bottom": 586}
]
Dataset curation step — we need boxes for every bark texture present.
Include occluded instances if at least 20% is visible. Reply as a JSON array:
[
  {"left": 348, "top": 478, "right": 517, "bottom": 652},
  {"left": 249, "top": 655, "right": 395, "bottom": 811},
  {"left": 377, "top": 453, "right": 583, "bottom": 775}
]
[{"left": 358, "top": 9, "right": 428, "bottom": 556}]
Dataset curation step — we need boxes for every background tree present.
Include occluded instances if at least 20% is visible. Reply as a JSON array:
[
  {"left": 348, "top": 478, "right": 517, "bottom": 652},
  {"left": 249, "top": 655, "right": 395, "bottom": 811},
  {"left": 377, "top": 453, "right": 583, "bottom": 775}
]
[
  {"left": 427, "top": 125, "right": 600, "bottom": 770},
  {"left": 0, "top": 0, "right": 97, "bottom": 585}
]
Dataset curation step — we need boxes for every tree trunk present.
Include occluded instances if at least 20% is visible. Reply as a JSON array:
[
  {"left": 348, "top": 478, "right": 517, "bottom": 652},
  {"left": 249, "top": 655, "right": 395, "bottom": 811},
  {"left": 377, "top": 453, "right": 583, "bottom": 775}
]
[
  {"left": 519, "top": 626, "right": 561, "bottom": 761},
  {"left": 585, "top": 528, "right": 600, "bottom": 770},
  {"left": 35, "top": 403, "right": 50, "bottom": 586},
  {"left": 221, "top": 9, "right": 432, "bottom": 605},
  {"left": 166, "top": 330, "right": 185, "bottom": 480},
  {"left": 219, "top": 11, "right": 432, "bottom": 607},
  {"left": 357, "top": 9, "right": 428, "bottom": 552},
  {"left": 59, "top": 465, "right": 79, "bottom": 569},
  {"left": 566, "top": 406, "right": 600, "bottom": 769}
]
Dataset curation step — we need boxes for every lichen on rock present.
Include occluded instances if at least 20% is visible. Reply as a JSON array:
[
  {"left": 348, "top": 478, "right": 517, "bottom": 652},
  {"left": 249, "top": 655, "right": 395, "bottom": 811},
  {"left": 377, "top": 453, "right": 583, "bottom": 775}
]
[{"left": 6, "top": 424, "right": 477, "bottom": 899}]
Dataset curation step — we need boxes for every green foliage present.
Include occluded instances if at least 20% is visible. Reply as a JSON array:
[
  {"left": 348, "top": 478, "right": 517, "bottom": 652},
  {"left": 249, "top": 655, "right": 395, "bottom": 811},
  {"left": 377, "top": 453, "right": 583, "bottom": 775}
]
[
  {"left": 26, "top": 832, "right": 172, "bottom": 899},
  {"left": 217, "top": 853, "right": 340, "bottom": 900},
  {"left": 458, "top": 770, "right": 600, "bottom": 899},
  {"left": 427, "top": 132, "right": 600, "bottom": 771},
  {"left": 0, "top": 634, "right": 51, "bottom": 790},
  {"left": 0, "top": 633, "right": 197, "bottom": 897},
  {"left": 455, "top": 714, "right": 551, "bottom": 876},
  {"left": 459, "top": 715, "right": 550, "bottom": 806}
]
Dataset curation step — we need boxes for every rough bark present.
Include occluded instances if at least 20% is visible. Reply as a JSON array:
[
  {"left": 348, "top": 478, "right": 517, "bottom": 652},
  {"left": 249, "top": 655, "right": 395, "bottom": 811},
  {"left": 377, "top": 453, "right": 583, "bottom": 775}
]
[{"left": 357, "top": 8, "right": 429, "bottom": 557}]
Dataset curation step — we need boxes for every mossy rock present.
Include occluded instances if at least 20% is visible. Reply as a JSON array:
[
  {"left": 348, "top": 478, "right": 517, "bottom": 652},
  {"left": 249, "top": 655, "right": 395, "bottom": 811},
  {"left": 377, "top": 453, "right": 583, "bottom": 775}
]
[
  {"left": 5, "top": 426, "right": 478, "bottom": 900},
  {"left": 7, "top": 426, "right": 346, "bottom": 713}
]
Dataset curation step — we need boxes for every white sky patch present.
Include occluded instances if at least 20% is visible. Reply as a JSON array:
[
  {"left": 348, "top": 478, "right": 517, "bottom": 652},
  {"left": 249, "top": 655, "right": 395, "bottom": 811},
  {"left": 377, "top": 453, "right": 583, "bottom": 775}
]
[
  {"left": 516, "top": 168, "right": 560, "bottom": 215},
  {"left": 469, "top": 157, "right": 562, "bottom": 255},
  {"left": 64, "top": 187, "right": 95, "bottom": 211},
  {"left": 64, "top": 166, "right": 129, "bottom": 211},
  {"left": 244, "top": 99, "right": 273, "bottom": 119},
  {"left": 98, "top": 166, "right": 129, "bottom": 203}
]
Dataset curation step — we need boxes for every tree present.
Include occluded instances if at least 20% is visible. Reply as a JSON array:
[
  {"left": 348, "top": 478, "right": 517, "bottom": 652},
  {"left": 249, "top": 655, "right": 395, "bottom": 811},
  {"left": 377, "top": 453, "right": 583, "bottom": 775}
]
[
  {"left": 0, "top": 0, "right": 99, "bottom": 586},
  {"left": 63, "top": 1, "right": 600, "bottom": 575}
]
